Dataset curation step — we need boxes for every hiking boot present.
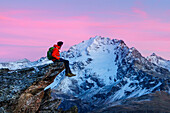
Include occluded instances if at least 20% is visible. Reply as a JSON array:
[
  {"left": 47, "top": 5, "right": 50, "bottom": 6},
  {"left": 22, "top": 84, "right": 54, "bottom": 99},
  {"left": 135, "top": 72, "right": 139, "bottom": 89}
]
[
  {"left": 70, "top": 73, "right": 76, "bottom": 77},
  {"left": 65, "top": 73, "right": 76, "bottom": 77}
]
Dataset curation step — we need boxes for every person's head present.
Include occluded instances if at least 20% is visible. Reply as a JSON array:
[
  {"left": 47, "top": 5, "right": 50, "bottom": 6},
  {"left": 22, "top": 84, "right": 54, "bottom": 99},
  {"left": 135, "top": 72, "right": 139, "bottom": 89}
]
[{"left": 57, "top": 41, "right": 63, "bottom": 47}]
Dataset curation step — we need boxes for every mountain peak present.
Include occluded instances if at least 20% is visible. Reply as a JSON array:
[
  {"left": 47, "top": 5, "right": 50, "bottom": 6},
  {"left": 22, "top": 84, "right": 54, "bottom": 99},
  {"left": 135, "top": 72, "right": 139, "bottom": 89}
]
[
  {"left": 151, "top": 53, "right": 157, "bottom": 56},
  {"left": 16, "top": 58, "right": 30, "bottom": 63},
  {"left": 149, "top": 53, "right": 164, "bottom": 61},
  {"left": 147, "top": 53, "right": 170, "bottom": 71}
]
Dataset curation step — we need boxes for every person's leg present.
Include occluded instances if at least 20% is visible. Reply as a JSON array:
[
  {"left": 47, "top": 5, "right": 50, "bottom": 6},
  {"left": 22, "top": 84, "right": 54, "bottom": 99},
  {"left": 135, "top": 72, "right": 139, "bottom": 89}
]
[{"left": 59, "top": 58, "right": 72, "bottom": 74}]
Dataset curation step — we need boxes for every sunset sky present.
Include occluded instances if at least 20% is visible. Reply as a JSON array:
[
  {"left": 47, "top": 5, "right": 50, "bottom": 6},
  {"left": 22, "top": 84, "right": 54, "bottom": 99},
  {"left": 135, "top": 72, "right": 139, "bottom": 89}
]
[{"left": 0, "top": 0, "right": 170, "bottom": 62}]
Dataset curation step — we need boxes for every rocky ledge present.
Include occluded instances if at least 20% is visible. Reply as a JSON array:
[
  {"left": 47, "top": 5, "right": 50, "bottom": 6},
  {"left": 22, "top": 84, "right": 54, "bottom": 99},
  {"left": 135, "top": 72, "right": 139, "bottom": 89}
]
[{"left": 0, "top": 62, "right": 78, "bottom": 113}]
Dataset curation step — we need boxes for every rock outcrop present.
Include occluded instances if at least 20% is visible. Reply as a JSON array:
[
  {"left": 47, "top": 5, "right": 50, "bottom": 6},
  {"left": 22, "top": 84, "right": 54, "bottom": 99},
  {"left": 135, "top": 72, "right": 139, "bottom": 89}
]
[{"left": 0, "top": 62, "right": 78, "bottom": 113}]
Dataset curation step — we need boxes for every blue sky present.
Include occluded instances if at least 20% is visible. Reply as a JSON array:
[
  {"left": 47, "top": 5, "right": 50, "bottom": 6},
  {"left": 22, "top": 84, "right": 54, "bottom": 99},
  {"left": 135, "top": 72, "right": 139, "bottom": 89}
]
[{"left": 0, "top": 0, "right": 170, "bottom": 62}]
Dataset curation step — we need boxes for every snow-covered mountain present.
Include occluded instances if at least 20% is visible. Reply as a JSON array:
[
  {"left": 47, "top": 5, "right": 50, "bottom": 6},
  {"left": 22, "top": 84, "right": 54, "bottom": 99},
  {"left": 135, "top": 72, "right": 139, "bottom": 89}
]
[
  {"left": 0, "top": 57, "right": 52, "bottom": 70},
  {"left": 45, "top": 36, "right": 170, "bottom": 112},
  {"left": 1, "top": 36, "right": 169, "bottom": 112},
  {"left": 147, "top": 53, "right": 170, "bottom": 71}
]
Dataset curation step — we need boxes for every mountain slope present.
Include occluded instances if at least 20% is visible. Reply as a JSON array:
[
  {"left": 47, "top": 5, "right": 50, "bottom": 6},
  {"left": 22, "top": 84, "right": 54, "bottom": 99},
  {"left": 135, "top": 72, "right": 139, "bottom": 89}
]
[
  {"left": 147, "top": 53, "right": 170, "bottom": 71},
  {"left": 95, "top": 91, "right": 170, "bottom": 113},
  {"left": 0, "top": 57, "right": 52, "bottom": 70},
  {"left": 45, "top": 36, "right": 170, "bottom": 112}
]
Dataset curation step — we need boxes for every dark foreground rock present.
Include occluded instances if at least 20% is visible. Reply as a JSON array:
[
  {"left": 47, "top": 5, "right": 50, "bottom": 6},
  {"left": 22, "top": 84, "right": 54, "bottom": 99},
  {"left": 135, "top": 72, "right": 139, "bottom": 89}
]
[
  {"left": 94, "top": 91, "right": 170, "bottom": 113},
  {"left": 0, "top": 62, "right": 78, "bottom": 113}
]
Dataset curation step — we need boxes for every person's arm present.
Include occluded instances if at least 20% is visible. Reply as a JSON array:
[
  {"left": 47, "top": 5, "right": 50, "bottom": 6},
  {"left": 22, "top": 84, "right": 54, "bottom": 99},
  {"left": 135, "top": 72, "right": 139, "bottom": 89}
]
[{"left": 52, "top": 49, "right": 60, "bottom": 60}]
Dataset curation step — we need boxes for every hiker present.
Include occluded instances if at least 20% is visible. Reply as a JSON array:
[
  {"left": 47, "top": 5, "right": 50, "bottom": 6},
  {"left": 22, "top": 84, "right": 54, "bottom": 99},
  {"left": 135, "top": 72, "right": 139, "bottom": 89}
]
[{"left": 51, "top": 41, "right": 76, "bottom": 77}]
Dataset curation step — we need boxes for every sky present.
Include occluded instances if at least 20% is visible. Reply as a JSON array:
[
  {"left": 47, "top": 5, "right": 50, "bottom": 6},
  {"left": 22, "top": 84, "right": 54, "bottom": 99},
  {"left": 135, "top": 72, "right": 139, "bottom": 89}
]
[{"left": 0, "top": 0, "right": 170, "bottom": 62}]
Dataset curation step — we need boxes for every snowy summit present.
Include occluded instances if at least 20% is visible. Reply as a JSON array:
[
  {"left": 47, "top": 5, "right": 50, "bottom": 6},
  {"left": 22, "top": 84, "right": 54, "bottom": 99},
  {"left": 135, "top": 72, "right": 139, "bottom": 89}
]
[{"left": 44, "top": 36, "right": 169, "bottom": 111}]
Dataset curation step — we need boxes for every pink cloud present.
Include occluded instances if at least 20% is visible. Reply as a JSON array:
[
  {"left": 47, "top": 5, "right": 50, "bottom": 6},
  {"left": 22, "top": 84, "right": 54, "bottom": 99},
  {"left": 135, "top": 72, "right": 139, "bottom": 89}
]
[
  {"left": 1, "top": 13, "right": 170, "bottom": 46},
  {"left": 69, "top": 15, "right": 90, "bottom": 20},
  {"left": 1, "top": 11, "right": 170, "bottom": 38},
  {"left": 128, "top": 40, "right": 170, "bottom": 52},
  {"left": 165, "top": 10, "right": 170, "bottom": 16},
  {"left": 0, "top": 15, "right": 14, "bottom": 21},
  {"left": 132, "top": 7, "right": 147, "bottom": 18},
  {"left": 0, "top": 13, "right": 97, "bottom": 29},
  {"left": 0, "top": 9, "right": 48, "bottom": 15},
  {"left": 128, "top": 40, "right": 170, "bottom": 59},
  {"left": 0, "top": 36, "right": 48, "bottom": 47},
  {"left": 85, "top": 11, "right": 137, "bottom": 17},
  {"left": 0, "top": 46, "right": 47, "bottom": 62},
  {"left": 0, "top": 9, "right": 170, "bottom": 61}
]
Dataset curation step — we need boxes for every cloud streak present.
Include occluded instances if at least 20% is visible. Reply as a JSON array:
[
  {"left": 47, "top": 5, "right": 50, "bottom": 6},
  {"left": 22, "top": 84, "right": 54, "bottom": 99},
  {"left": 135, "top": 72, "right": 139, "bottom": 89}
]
[
  {"left": 0, "top": 4, "right": 170, "bottom": 61},
  {"left": 132, "top": 7, "right": 148, "bottom": 18}
]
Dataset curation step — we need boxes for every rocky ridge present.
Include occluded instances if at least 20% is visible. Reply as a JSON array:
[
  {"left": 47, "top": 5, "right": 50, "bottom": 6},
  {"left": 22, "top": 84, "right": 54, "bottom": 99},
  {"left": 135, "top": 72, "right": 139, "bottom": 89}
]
[
  {"left": 0, "top": 62, "right": 78, "bottom": 113},
  {"left": 0, "top": 57, "right": 52, "bottom": 70},
  {"left": 147, "top": 53, "right": 170, "bottom": 71},
  {"left": 94, "top": 91, "right": 170, "bottom": 113}
]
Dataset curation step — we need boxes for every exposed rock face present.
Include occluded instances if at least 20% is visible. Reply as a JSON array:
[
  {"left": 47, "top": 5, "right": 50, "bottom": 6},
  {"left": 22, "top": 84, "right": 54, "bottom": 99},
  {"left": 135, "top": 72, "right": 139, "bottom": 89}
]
[
  {"left": 94, "top": 91, "right": 170, "bottom": 113},
  {"left": 0, "top": 62, "right": 78, "bottom": 113},
  {"left": 14, "top": 63, "right": 64, "bottom": 113},
  {"left": 38, "top": 89, "right": 62, "bottom": 112},
  {"left": 147, "top": 53, "right": 170, "bottom": 71},
  {"left": 0, "top": 63, "right": 59, "bottom": 104}
]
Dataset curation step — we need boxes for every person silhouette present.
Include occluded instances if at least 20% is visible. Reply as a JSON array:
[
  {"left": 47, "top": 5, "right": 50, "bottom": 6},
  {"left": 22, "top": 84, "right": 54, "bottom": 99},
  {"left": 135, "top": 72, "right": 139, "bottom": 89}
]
[{"left": 52, "top": 41, "right": 76, "bottom": 77}]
